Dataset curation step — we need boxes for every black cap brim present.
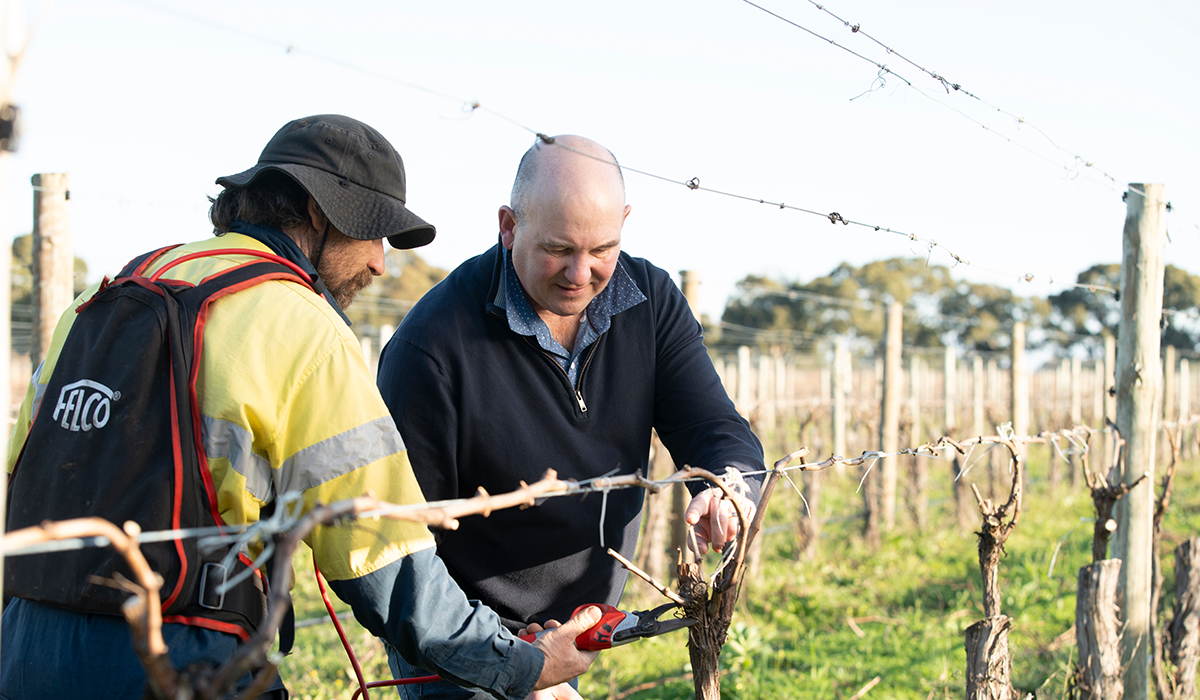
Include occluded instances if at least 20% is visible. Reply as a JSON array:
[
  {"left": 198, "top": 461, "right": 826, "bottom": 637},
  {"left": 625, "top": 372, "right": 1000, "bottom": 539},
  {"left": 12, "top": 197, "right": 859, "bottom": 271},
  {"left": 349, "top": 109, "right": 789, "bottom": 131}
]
[{"left": 216, "top": 163, "right": 436, "bottom": 250}]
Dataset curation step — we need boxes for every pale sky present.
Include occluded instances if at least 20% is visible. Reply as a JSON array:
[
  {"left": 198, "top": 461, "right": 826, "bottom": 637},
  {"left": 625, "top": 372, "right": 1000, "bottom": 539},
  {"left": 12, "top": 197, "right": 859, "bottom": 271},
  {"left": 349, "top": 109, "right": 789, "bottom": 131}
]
[{"left": 5, "top": 0, "right": 1199, "bottom": 320}]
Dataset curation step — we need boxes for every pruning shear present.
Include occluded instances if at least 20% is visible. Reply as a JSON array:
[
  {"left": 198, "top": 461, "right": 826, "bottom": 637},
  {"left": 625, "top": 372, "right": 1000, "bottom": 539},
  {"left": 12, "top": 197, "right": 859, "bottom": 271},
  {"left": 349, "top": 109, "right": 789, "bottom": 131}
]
[{"left": 521, "top": 602, "right": 696, "bottom": 651}]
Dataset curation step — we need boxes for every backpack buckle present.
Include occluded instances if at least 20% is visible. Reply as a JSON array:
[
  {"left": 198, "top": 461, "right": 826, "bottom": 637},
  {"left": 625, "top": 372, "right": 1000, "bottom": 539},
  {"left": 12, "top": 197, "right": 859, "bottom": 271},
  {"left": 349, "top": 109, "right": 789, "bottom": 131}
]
[{"left": 198, "top": 562, "right": 228, "bottom": 610}]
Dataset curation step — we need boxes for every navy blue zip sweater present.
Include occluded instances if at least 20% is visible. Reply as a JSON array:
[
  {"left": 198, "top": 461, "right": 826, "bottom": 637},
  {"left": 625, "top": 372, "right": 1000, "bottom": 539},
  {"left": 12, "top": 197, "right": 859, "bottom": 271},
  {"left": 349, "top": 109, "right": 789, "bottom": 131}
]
[{"left": 377, "top": 243, "right": 764, "bottom": 629}]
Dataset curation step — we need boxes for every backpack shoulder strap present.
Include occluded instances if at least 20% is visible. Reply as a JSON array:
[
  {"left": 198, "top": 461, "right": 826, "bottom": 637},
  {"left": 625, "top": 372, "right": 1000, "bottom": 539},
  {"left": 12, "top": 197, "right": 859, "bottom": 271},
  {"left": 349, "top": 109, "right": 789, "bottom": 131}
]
[{"left": 119, "top": 245, "right": 182, "bottom": 278}]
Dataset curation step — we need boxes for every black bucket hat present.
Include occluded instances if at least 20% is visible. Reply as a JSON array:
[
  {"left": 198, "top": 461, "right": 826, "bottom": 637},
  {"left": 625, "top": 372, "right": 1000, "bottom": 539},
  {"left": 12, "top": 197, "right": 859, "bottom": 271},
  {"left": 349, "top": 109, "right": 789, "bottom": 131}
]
[{"left": 216, "top": 115, "right": 435, "bottom": 249}]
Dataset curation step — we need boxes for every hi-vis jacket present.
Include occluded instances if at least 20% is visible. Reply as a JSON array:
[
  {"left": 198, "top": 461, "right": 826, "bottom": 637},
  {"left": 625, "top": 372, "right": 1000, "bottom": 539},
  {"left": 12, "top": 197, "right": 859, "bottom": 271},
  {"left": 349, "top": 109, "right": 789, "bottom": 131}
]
[
  {"left": 3, "top": 232, "right": 543, "bottom": 700},
  {"left": 7, "top": 233, "right": 435, "bottom": 581}
]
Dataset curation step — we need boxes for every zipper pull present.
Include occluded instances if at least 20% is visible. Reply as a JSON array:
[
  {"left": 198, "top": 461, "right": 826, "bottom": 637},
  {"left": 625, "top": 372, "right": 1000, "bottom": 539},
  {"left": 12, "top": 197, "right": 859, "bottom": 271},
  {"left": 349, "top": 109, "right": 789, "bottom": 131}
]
[{"left": 575, "top": 390, "right": 588, "bottom": 413}]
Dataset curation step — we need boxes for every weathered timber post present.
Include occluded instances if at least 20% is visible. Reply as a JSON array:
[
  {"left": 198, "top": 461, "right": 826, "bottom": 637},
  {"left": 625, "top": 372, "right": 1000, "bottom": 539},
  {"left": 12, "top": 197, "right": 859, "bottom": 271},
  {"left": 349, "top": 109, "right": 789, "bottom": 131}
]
[
  {"left": 974, "top": 356, "right": 985, "bottom": 437},
  {"left": 1104, "top": 333, "right": 1118, "bottom": 477},
  {"left": 673, "top": 273, "right": 705, "bottom": 568},
  {"left": 1164, "top": 345, "right": 1176, "bottom": 423},
  {"left": 758, "top": 352, "right": 774, "bottom": 434},
  {"left": 1181, "top": 358, "right": 1191, "bottom": 419},
  {"left": 680, "top": 270, "right": 701, "bottom": 321},
  {"left": 1093, "top": 361, "right": 1105, "bottom": 427},
  {"left": 1163, "top": 345, "right": 1176, "bottom": 471},
  {"left": 800, "top": 421, "right": 821, "bottom": 561},
  {"left": 987, "top": 357, "right": 1003, "bottom": 498},
  {"left": 0, "top": 158, "right": 10, "bottom": 662},
  {"left": 30, "top": 172, "right": 72, "bottom": 369},
  {"left": 1076, "top": 560, "right": 1124, "bottom": 700},
  {"left": 1011, "top": 321, "right": 1028, "bottom": 442},
  {"left": 910, "top": 355, "right": 928, "bottom": 531},
  {"left": 1114, "top": 183, "right": 1167, "bottom": 700},
  {"left": 1169, "top": 538, "right": 1200, "bottom": 700},
  {"left": 833, "top": 337, "right": 850, "bottom": 460},
  {"left": 774, "top": 350, "right": 786, "bottom": 448},
  {"left": 1071, "top": 356, "right": 1084, "bottom": 486},
  {"left": 1182, "top": 358, "right": 1192, "bottom": 460},
  {"left": 736, "top": 346, "right": 751, "bottom": 419},
  {"left": 637, "top": 432, "right": 674, "bottom": 584},
  {"left": 879, "top": 301, "right": 902, "bottom": 533},
  {"left": 945, "top": 346, "right": 956, "bottom": 433},
  {"left": 0, "top": 15, "right": 29, "bottom": 665}
]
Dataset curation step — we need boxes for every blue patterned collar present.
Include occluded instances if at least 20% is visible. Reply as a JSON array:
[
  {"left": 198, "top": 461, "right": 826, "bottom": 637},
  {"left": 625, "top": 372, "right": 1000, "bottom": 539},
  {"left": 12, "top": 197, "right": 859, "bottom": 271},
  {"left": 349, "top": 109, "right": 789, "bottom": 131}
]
[{"left": 500, "top": 247, "right": 646, "bottom": 358}]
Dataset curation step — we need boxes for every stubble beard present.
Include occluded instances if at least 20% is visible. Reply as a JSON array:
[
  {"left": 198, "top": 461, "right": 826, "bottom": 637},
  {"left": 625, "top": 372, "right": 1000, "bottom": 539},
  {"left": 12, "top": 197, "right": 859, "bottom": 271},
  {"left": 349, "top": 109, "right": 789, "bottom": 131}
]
[{"left": 325, "top": 268, "right": 374, "bottom": 309}]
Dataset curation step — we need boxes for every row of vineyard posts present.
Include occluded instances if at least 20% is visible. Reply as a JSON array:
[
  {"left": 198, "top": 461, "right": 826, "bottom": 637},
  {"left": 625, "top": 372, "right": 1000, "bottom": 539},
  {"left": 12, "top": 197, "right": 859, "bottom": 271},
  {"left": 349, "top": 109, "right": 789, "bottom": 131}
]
[
  {"left": 9, "top": 173, "right": 1200, "bottom": 698},
  {"left": 631, "top": 185, "right": 1200, "bottom": 700}
]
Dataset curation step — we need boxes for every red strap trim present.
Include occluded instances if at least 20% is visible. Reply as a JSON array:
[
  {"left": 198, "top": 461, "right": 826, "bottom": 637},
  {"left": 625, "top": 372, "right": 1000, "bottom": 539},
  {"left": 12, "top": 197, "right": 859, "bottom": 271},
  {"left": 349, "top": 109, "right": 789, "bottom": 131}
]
[
  {"left": 161, "top": 615, "right": 252, "bottom": 642},
  {"left": 149, "top": 248, "right": 314, "bottom": 289},
  {"left": 129, "top": 245, "right": 182, "bottom": 277},
  {"left": 161, "top": 355, "right": 188, "bottom": 612},
  {"left": 190, "top": 270, "right": 312, "bottom": 528}
]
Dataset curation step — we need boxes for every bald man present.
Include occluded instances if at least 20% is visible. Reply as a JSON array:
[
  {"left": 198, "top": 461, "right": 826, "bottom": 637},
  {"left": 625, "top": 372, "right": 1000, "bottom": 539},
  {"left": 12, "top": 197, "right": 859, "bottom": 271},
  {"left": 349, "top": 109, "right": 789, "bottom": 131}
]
[{"left": 377, "top": 136, "right": 764, "bottom": 699}]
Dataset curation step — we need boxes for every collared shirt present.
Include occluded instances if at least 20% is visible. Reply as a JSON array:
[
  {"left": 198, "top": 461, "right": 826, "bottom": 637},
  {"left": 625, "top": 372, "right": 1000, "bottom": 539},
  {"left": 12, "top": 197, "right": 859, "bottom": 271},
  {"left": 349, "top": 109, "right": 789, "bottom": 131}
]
[{"left": 499, "top": 247, "right": 646, "bottom": 386}]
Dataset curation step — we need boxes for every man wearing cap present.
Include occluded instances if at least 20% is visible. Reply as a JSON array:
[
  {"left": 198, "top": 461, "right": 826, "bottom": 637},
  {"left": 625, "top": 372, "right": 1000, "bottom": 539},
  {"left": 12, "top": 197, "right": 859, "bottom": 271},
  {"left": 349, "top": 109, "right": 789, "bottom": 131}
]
[
  {"left": 1, "top": 115, "right": 598, "bottom": 700},
  {"left": 376, "top": 135, "right": 764, "bottom": 699}
]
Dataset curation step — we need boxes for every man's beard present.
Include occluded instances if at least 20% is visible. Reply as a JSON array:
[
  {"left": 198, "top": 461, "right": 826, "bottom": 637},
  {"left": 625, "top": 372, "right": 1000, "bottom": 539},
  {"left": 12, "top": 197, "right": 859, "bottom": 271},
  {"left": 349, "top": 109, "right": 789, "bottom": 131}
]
[{"left": 324, "top": 267, "right": 374, "bottom": 309}]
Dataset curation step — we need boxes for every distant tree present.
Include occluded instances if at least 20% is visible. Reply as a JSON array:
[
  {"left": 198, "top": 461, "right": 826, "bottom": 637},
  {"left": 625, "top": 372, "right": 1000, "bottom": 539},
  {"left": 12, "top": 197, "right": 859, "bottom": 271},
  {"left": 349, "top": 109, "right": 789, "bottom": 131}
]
[
  {"left": 11, "top": 234, "right": 89, "bottom": 354},
  {"left": 11, "top": 233, "right": 89, "bottom": 306},
  {"left": 1048, "top": 264, "right": 1200, "bottom": 356},
  {"left": 939, "top": 281, "right": 1049, "bottom": 353},
  {"left": 719, "top": 257, "right": 955, "bottom": 352},
  {"left": 345, "top": 249, "right": 448, "bottom": 331}
]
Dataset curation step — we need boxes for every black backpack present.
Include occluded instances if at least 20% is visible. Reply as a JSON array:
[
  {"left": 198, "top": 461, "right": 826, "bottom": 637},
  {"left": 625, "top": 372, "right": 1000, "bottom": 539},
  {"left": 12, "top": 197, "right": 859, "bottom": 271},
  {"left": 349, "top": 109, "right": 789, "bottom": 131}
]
[{"left": 6, "top": 245, "right": 314, "bottom": 641}]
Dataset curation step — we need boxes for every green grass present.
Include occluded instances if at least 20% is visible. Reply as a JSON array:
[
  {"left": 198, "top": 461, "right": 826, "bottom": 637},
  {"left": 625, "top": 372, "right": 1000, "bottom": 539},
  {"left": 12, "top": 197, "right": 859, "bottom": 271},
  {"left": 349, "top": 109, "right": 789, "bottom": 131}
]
[{"left": 277, "top": 438, "right": 1200, "bottom": 699}]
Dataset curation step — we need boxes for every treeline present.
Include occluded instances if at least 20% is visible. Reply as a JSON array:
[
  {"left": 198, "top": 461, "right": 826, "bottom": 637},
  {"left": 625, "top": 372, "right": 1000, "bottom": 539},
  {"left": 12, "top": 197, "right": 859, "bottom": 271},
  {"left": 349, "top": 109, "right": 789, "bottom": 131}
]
[{"left": 713, "top": 257, "right": 1200, "bottom": 358}]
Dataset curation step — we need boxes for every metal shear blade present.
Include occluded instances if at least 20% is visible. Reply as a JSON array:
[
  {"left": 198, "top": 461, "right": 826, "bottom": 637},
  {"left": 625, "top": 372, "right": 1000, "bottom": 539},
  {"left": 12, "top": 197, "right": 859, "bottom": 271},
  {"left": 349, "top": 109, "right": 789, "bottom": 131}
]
[{"left": 611, "top": 602, "right": 697, "bottom": 645}]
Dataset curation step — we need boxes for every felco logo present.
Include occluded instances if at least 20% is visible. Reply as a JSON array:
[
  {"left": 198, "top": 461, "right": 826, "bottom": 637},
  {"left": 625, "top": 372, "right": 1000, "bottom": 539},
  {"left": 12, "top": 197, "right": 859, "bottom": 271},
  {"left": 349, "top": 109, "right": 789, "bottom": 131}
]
[{"left": 52, "top": 380, "right": 120, "bottom": 432}]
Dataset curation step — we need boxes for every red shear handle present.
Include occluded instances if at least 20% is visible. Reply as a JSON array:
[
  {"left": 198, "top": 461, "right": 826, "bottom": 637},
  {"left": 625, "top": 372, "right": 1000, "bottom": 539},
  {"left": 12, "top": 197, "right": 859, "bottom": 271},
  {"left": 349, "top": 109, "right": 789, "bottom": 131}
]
[{"left": 518, "top": 604, "right": 625, "bottom": 651}]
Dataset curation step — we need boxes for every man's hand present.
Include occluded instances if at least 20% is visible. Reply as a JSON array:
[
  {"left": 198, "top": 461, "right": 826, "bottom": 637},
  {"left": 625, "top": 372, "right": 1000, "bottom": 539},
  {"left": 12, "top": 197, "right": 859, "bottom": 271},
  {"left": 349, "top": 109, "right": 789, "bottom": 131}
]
[
  {"left": 684, "top": 487, "right": 756, "bottom": 556},
  {"left": 526, "top": 683, "right": 584, "bottom": 700},
  {"left": 531, "top": 606, "right": 601, "bottom": 690}
]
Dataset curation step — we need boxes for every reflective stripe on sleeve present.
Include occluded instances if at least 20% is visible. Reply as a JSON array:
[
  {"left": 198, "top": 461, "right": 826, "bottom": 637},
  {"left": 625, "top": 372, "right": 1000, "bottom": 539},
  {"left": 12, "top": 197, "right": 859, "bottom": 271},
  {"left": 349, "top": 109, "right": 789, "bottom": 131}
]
[
  {"left": 278, "top": 416, "right": 407, "bottom": 495},
  {"left": 201, "top": 414, "right": 274, "bottom": 502},
  {"left": 30, "top": 362, "right": 46, "bottom": 419}
]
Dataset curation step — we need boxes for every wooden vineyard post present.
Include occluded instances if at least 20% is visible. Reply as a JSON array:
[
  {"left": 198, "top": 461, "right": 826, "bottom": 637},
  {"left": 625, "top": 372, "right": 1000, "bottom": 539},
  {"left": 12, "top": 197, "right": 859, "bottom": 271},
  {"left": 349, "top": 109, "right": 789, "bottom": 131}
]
[
  {"left": 1010, "top": 322, "right": 1028, "bottom": 472},
  {"left": 1182, "top": 358, "right": 1192, "bottom": 459},
  {"left": 1169, "top": 538, "right": 1200, "bottom": 700},
  {"left": 758, "top": 353, "right": 774, "bottom": 434},
  {"left": 878, "top": 300, "right": 902, "bottom": 536},
  {"left": 1077, "top": 560, "right": 1124, "bottom": 700},
  {"left": 910, "top": 355, "right": 927, "bottom": 531},
  {"left": 636, "top": 432, "right": 674, "bottom": 584},
  {"left": 1163, "top": 345, "right": 1176, "bottom": 474},
  {"left": 964, "top": 438, "right": 1022, "bottom": 700},
  {"left": 945, "top": 345, "right": 957, "bottom": 436},
  {"left": 987, "top": 357, "right": 1002, "bottom": 498},
  {"left": 1114, "top": 183, "right": 1167, "bottom": 700},
  {"left": 736, "top": 346, "right": 751, "bottom": 418},
  {"left": 1104, "top": 334, "right": 1118, "bottom": 482},
  {"left": 1071, "top": 356, "right": 1084, "bottom": 486},
  {"left": 833, "top": 337, "right": 850, "bottom": 460},
  {"left": 30, "top": 172, "right": 73, "bottom": 370}
]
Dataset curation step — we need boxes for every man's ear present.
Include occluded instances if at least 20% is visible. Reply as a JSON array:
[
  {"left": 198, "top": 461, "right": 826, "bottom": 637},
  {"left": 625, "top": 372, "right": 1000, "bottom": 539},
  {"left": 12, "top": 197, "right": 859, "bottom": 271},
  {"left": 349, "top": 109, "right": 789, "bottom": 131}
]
[
  {"left": 498, "top": 206, "right": 518, "bottom": 250},
  {"left": 306, "top": 197, "right": 329, "bottom": 231}
]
